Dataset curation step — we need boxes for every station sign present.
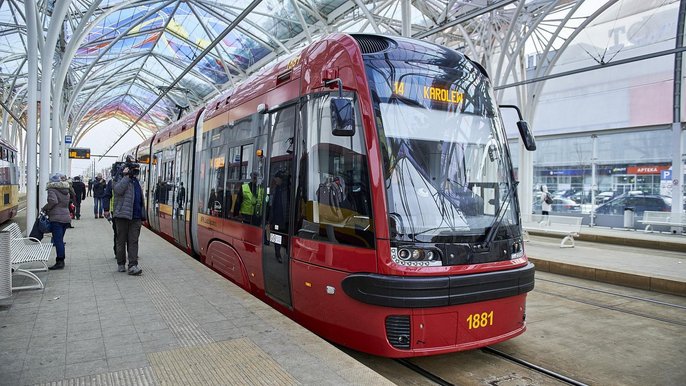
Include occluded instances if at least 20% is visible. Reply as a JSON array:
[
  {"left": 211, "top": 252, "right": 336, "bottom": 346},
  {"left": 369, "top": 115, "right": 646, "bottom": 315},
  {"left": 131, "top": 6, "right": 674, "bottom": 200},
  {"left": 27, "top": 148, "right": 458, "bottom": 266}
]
[
  {"left": 68, "top": 148, "right": 91, "bottom": 159},
  {"left": 64, "top": 135, "right": 73, "bottom": 144}
]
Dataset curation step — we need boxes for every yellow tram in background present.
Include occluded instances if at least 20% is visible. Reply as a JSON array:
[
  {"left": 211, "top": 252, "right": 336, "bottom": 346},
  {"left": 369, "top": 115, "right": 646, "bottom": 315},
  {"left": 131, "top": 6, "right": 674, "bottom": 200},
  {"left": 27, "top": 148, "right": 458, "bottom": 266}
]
[{"left": 0, "top": 137, "right": 19, "bottom": 224}]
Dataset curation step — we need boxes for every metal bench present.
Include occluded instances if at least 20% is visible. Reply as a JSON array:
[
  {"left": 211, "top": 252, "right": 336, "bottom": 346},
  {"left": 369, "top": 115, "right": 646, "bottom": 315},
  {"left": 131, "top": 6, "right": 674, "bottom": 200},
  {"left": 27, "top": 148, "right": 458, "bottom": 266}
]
[
  {"left": 637, "top": 211, "right": 686, "bottom": 232},
  {"left": 2, "top": 223, "right": 51, "bottom": 290},
  {"left": 522, "top": 214, "right": 583, "bottom": 248}
]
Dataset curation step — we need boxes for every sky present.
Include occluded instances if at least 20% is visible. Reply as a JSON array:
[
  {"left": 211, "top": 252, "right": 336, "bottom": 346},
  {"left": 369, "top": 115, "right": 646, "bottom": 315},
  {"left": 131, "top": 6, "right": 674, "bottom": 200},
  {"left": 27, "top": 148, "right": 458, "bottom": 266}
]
[{"left": 68, "top": 118, "right": 149, "bottom": 179}]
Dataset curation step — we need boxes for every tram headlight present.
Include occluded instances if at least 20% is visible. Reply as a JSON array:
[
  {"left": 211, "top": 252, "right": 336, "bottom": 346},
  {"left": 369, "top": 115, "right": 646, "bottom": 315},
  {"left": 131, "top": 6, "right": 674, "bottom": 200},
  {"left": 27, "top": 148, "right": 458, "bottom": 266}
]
[
  {"left": 391, "top": 247, "right": 442, "bottom": 266},
  {"left": 511, "top": 240, "right": 524, "bottom": 260}
]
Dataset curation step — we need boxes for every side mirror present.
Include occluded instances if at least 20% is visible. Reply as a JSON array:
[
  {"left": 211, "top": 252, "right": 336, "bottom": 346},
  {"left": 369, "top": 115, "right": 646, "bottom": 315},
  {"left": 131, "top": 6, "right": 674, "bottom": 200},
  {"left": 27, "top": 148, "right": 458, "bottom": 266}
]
[
  {"left": 516, "top": 120, "right": 536, "bottom": 151},
  {"left": 330, "top": 97, "right": 355, "bottom": 136},
  {"left": 500, "top": 104, "right": 536, "bottom": 151}
]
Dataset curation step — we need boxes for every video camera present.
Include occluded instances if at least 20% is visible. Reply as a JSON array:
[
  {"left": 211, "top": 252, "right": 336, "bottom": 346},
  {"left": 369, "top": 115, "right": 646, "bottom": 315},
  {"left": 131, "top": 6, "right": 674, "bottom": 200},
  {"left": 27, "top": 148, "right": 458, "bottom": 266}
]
[{"left": 111, "top": 156, "right": 140, "bottom": 179}]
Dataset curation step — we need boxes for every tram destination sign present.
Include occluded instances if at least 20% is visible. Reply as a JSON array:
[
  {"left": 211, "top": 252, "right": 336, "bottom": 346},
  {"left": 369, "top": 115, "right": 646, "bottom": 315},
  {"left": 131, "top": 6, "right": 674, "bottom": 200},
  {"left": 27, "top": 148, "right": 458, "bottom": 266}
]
[{"left": 68, "top": 148, "right": 91, "bottom": 159}]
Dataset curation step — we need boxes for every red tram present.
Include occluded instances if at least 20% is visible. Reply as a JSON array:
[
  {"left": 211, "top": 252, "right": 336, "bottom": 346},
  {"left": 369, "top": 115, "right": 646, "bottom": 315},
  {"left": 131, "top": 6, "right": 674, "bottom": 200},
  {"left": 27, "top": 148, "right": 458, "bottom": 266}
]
[{"left": 124, "top": 34, "right": 536, "bottom": 357}]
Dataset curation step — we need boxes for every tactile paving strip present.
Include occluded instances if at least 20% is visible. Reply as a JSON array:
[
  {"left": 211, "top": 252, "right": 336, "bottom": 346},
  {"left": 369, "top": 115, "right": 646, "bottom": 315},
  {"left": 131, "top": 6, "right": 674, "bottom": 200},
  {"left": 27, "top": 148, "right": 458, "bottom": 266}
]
[
  {"left": 38, "top": 367, "right": 157, "bottom": 386},
  {"left": 138, "top": 270, "right": 213, "bottom": 347},
  {"left": 148, "top": 338, "right": 299, "bottom": 385}
]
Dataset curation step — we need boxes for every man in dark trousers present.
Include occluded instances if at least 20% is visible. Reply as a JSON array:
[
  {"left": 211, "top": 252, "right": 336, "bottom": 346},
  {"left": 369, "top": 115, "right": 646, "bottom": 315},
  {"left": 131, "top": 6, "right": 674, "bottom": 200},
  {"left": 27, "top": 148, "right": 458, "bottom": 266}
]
[
  {"left": 113, "top": 163, "right": 146, "bottom": 275},
  {"left": 233, "top": 171, "right": 262, "bottom": 224},
  {"left": 92, "top": 173, "right": 107, "bottom": 218},
  {"left": 71, "top": 176, "right": 87, "bottom": 220},
  {"left": 87, "top": 178, "right": 93, "bottom": 197}
]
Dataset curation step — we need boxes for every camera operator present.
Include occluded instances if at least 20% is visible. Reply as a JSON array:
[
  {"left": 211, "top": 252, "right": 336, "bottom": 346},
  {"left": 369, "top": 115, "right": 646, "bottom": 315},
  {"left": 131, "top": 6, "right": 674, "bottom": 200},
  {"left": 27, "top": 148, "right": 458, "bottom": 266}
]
[{"left": 113, "top": 159, "right": 146, "bottom": 275}]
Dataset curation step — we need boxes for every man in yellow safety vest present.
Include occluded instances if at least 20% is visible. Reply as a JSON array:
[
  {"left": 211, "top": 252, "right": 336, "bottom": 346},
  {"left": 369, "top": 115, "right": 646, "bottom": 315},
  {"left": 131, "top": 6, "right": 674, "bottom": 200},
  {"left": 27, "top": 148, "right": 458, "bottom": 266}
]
[{"left": 234, "top": 171, "right": 263, "bottom": 224}]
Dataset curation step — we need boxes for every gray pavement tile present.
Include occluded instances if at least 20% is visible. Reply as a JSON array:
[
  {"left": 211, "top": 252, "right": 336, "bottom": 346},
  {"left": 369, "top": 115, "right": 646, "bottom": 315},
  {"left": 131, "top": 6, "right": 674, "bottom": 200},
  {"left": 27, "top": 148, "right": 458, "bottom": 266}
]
[
  {"left": 0, "top": 322, "right": 34, "bottom": 340},
  {"left": 67, "top": 326, "right": 102, "bottom": 342},
  {"left": 0, "top": 371, "right": 21, "bottom": 386},
  {"left": 19, "top": 364, "right": 65, "bottom": 386},
  {"left": 101, "top": 324, "right": 137, "bottom": 338},
  {"left": 0, "top": 352, "right": 26, "bottom": 373},
  {"left": 64, "top": 358, "right": 109, "bottom": 379},
  {"left": 23, "top": 348, "right": 66, "bottom": 369},
  {"left": 107, "top": 352, "right": 149, "bottom": 373},
  {"left": 140, "top": 338, "right": 181, "bottom": 354},
  {"left": 103, "top": 331, "right": 140, "bottom": 346},
  {"left": 136, "top": 328, "right": 175, "bottom": 342},
  {"left": 1, "top": 336, "right": 30, "bottom": 352},
  {"left": 2, "top": 312, "right": 39, "bottom": 325},
  {"left": 29, "top": 332, "right": 68, "bottom": 348},
  {"left": 133, "top": 320, "right": 167, "bottom": 333},
  {"left": 207, "top": 328, "right": 246, "bottom": 342},
  {"left": 32, "top": 320, "right": 68, "bottom": 336},
  {"left": 105, "top": 341, "right": 144, "bottom": 358},
  {"left": 66, "top": 338, "right": 106, "bottom": 365},
  {"left": 67, "top": 313, "right": 100, "bottom": 325}
]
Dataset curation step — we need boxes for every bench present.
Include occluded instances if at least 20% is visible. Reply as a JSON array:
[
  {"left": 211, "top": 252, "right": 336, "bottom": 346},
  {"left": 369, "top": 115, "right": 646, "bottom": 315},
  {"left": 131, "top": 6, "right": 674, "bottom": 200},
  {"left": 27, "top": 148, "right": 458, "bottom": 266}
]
[
  {"left": 522, "top": 214, "right": 583, "bottom": 248},
  {"left": 2, "top": 223, "right": 51, "bottom": 290},
  {"left": 637, "top": 211, "right": 686, "bottom": 233}
]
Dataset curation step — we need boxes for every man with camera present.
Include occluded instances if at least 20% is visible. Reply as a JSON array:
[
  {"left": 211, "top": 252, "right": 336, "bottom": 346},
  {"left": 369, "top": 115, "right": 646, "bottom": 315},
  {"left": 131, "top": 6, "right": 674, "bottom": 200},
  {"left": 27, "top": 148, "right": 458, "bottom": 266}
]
[{"left": 113, "top": 159, "right": 146, "bottom": 275}]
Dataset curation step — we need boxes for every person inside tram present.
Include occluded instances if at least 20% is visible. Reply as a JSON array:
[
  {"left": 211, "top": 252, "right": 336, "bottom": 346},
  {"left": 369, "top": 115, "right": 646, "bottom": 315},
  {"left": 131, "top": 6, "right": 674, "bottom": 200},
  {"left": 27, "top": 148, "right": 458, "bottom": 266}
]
[
  {"left": 154, "top": 176, "right": 168, "bottom": 204},
  {"left": 176, "top": 182, "right": 185, "bottom": 217},
  {"left": 267, "top": 170, "right": 290, "bottom": 263},
  {"left": 234, "top": 171, "right": 262, "bottom": 224}
]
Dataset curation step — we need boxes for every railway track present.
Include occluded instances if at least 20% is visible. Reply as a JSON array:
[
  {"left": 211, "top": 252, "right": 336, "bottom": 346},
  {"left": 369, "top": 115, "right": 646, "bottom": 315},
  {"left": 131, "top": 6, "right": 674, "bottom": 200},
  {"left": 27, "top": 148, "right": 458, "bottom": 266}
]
[
  {"left": 394, "top": 348, "right": 589, "bottom": 386},
  {"left": 535, "top": 277, "right": 686, "bottom": 327}
]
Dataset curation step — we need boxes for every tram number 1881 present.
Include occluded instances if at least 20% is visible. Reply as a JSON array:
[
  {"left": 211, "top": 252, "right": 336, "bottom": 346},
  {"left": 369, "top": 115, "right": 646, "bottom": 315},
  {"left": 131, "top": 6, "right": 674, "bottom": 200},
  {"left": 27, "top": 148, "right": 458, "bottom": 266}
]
[{"left": 466, "top": 311, "right": 494, "bottom": 330}]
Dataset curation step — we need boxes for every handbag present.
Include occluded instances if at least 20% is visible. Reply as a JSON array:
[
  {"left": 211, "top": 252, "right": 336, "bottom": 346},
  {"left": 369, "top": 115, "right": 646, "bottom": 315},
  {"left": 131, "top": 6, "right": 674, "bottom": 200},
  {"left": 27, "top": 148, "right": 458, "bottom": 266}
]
[{"left": 38, "top": 212, "right": 51, "bottom": 233}]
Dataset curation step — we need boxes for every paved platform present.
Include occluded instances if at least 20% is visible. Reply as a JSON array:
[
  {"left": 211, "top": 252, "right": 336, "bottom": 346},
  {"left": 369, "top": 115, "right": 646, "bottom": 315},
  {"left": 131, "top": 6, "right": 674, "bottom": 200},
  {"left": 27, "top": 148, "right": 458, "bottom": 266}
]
[
  {"left": 0, "top": 201, "right": 393, "bottom": 385},
  {"left": 525, "top": 225, "right": 686, "bottom": 296}
]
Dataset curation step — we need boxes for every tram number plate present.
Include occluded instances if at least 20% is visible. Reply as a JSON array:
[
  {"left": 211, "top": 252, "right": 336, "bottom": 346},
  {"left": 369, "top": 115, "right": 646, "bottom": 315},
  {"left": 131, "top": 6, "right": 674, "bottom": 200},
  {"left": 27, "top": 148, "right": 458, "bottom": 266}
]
[{"left": 466, "top": 311, "right": 494, "bottom": 330}]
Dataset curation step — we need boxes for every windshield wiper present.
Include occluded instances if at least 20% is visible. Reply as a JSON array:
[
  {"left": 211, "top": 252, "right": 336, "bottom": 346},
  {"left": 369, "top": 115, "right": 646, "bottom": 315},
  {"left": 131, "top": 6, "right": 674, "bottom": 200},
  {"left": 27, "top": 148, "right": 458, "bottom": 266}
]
[{"left": 481, "top": 181, "right": 517, "bottom": 247}]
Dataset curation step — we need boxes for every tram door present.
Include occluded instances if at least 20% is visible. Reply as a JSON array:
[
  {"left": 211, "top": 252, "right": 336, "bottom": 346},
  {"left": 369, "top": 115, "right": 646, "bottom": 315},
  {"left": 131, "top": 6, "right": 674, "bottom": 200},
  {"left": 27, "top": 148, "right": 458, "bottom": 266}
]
[
  {"left": 149, "top": 152, "right": 161, "bottom": 231},
  {"left": 172, "top": 141, "right": 192, "bottom": 248},
  {"left": 262, "top": 105, "right": 296, "bottom": 307}
]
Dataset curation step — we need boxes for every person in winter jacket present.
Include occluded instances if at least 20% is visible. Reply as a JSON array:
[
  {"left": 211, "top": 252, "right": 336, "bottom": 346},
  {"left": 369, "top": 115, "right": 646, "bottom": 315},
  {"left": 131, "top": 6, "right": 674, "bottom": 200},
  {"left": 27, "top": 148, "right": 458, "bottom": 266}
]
[
  {"left": 92, "top": 173, "right": 107, "bottom": 218},
  {"left": 113, "top": 165, "right": 146, "bottom": 275},
  {"left": 42, "top": 173, "right": 72, "bottom": 270},
  {"left": 71, "top": 176, "right": 87, "bottom": 220}
]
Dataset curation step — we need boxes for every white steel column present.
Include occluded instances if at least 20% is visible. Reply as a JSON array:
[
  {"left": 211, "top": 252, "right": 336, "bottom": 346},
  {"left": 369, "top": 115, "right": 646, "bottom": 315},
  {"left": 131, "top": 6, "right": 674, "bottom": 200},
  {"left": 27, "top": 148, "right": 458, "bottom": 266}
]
[
  {"left": 25, "top": 0, "right": 39, "bottom": 233},
  {"left": 590, "top": 134, "right": 598, "bottom": 226},
  {"left": 401, "top": 0, "right": 411, "bottom": 37},
  {"left": 42, "top": 0, "right": 71, "bottom": 174}
]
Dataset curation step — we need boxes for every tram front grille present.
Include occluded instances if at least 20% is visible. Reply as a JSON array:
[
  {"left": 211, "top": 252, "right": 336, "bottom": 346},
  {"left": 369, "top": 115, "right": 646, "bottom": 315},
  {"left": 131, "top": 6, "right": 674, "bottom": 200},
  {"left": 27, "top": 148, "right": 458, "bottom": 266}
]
[{"left": 385, "top": 315, "right": 411, "bottom": 350}]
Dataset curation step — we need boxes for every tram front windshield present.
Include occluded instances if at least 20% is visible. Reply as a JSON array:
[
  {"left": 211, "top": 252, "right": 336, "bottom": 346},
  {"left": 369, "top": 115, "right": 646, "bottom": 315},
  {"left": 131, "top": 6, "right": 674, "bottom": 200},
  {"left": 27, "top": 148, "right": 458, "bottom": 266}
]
[{"left": 367, "top": 61, "right": 517, "bottom": 243}]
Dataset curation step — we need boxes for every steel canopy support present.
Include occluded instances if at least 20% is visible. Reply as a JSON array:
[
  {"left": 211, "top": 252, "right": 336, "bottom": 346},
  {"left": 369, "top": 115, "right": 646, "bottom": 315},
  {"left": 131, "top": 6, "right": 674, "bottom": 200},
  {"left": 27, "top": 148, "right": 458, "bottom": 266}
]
[
  {"left": 401, "top": 0, "right": 411, "bottom": 37},
  {"left": 24, "top": 0, "right": 38, "bottom": 234},
  {"left": 101, "top": 0, "right": 264, "bottom": 159},
  {"left": 671, "top": 0, "right": 685, "bottom": 233}
]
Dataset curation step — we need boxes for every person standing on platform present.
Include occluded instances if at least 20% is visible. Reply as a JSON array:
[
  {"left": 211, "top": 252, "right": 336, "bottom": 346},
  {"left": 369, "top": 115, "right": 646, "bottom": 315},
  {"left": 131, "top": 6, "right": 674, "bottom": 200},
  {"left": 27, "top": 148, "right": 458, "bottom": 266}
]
[
  {"left": 113, "top": 163, "right": 145, "bottom": 275},
  {"left": 540, "top": 185, "right": 552, "bottom": 224},
  {"left": 87, "top": 178, "right": 93, "bottom": 197},
  {"left": 71, "top": 176, "right": 87, "bottom": 220},
  {"left": 92, "top": 173, "right": 107, "bottom": 218},
  {"left": 42, "top": 173, "right": 72, "bottom": 270},
  {"left": 103, "top": 176, "right": 117, "bottom": 258}
]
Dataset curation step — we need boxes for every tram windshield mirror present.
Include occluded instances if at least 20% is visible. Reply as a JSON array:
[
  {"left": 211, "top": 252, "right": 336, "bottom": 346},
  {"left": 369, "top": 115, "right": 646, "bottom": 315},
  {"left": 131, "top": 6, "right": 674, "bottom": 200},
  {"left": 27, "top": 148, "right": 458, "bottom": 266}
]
[
  {"left": 331, "top": 97, "right": 355, "bottom": 136},
  {"left": 516, "top": 120, "right": 536, "bottom": 151}
]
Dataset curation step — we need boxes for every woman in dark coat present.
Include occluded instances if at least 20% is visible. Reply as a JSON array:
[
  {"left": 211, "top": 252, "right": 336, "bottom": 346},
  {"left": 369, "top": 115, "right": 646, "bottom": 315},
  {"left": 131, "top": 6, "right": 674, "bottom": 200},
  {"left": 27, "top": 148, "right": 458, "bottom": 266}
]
[{"left": 42, "top": 173, "right": 72, "bottom": 270}]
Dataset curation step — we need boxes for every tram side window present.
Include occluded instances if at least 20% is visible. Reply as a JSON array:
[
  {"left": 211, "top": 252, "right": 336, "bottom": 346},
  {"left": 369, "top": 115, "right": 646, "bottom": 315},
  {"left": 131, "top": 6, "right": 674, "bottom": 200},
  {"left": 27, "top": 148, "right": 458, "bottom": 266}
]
[{"left": 295, "top": 93, "right": 374, "bottom": 248}]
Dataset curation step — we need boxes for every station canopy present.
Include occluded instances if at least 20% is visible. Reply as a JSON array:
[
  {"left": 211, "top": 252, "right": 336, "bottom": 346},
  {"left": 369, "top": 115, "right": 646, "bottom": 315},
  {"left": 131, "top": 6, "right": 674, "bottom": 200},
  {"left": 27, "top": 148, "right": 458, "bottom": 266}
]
[{"left": 0, "top": 0, "right": 615, "bottom": 143}]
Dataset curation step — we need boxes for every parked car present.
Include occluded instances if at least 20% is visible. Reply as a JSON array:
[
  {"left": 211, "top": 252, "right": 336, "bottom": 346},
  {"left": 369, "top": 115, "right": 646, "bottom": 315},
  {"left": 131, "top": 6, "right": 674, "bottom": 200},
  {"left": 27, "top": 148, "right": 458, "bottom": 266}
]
[
  {"left": 594, "top": 193, "right": 671, "bottom": 216},
  {"left": 533, "top": 197, "right": 582, "bottom": 213},
  {"left": 594, "top": 191, "right": 616, "bottom": 204}
]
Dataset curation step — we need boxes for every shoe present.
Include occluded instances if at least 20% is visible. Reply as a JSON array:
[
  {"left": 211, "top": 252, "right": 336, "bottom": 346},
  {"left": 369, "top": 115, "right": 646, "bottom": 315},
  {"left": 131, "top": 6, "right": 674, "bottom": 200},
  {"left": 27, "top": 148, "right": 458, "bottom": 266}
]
[
  {"left": 128, "top": 266, "right": 142, "bottom": 275},
  {"left": 117, "top": 265, "right": 126, "bottom": 272},
  {"left": 95, "top": 216, "right": 98, "bottom": 219},
  {"left": 49, "top": 260, "right": 65, "bottom": 270},
  {"left": 99, "top": 215, "right": 104, "bottom": 218}
]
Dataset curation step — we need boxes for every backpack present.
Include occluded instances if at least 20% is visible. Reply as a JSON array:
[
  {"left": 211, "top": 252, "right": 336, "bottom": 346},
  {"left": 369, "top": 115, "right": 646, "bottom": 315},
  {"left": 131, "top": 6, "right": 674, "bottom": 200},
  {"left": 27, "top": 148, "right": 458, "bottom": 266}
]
[{"left": 544, "top": 193, "right": 553, "bottom": 205}]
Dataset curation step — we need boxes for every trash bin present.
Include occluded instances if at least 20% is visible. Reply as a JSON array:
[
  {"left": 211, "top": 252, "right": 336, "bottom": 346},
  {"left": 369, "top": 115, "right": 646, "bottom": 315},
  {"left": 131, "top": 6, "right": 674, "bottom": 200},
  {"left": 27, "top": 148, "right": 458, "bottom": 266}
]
[{"left": 623, "top": 207, "right": 635, "bottom": 228}]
